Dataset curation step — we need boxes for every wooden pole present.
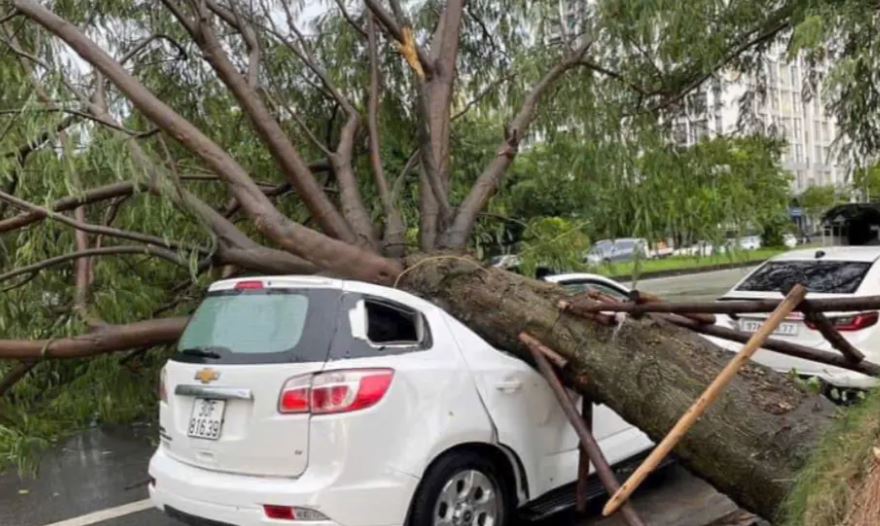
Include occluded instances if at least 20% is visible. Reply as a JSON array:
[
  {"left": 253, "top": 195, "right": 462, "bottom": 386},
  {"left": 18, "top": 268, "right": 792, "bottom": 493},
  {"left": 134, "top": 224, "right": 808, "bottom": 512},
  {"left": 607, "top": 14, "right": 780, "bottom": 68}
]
[
  {"left": 566, "top": 294, "right": 880, "bottom": 316},
  {"left": 602, "top": 284, "right": 808, "bottom": 517},
  {"left": 519, "top": 332, "right": 646, "bottom": 526},
  {"left": 576, "top": 396, "right": 593, "bottom": 515},
  {"left": 803, "top": 308, "right": 865, "bottom": 363},
  {"left": 632, "top": 289, "right": 716, "bottom": 325},
  {"left": 662, "top": 313, "right": 880, "bottom": 377},
  {"left": 561, "top": 300, "right": 880, "bottom": 377}
]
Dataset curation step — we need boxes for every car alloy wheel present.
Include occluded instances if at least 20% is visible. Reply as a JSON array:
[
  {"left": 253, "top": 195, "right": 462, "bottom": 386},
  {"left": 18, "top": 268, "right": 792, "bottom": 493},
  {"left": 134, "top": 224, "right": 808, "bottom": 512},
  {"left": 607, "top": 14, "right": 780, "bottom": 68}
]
[{"left": 433, "top": 469, "right": 499, "bottom": 526}]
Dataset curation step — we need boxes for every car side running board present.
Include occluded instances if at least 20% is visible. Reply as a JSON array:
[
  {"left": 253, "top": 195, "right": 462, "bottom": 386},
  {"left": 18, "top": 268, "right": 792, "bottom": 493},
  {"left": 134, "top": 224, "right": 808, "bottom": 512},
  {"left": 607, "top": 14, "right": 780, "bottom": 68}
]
[{"left": 174, "top": 385, "right": 254, "bottom": 400}]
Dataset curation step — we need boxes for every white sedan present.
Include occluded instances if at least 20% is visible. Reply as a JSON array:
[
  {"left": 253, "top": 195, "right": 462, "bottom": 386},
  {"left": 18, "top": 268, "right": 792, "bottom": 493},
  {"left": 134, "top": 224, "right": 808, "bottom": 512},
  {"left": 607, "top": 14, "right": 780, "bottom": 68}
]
[
  {"left": 543, "top": 273, "right": 631, "bottom": 300},
  {"left": 149, "top": 276, "right": 651, "bottom": 526},
  {"left": 713, "top": 247, "right": 880, "bottom": 390}
]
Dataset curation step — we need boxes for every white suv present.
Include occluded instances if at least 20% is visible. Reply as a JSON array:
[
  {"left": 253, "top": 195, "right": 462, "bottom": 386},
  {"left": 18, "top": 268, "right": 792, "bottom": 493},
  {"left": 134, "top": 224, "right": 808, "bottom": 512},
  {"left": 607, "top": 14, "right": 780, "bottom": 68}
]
[
  {"left": 713, "top": 247, "right": 880, "bottom": 390},
  {"left": 148, "top": 276, "right": 652, "bottom": 526}
]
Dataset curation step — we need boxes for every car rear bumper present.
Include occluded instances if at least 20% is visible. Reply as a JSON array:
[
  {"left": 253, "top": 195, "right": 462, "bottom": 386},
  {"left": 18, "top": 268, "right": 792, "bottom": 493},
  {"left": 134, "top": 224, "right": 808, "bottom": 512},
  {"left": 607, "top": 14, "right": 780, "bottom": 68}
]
[{"left": 148, "top": 446, "right": 417, "bottom": 526}]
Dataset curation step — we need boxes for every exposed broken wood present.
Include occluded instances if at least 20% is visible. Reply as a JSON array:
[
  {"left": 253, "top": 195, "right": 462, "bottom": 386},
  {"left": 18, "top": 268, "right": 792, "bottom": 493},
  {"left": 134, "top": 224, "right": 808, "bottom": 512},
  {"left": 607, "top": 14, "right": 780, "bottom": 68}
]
[
  {"left": 519, "top": 332, "right": 646, "bottom": 526},
  {"left": 603, "top": 285, "right": 808, "bottom": 516}
]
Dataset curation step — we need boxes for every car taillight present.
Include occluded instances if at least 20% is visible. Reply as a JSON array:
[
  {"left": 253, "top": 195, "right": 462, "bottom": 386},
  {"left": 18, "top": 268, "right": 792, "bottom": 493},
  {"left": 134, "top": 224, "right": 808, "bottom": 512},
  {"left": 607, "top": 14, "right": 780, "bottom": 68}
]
[
  {"left": 159, "top": 368, "right": 167, "bottom": 403},
  {"left": 805, "top": 311, "right": 879, "bottom": 332},
  {"left": 278, "top": 375, "right": 311, "bottom": 414},
  {"left": 312, "top": 369, "right": 394, "bottom": 414},
  {"left": 277, "top": 369, "right": 394, "bottom": 415}
]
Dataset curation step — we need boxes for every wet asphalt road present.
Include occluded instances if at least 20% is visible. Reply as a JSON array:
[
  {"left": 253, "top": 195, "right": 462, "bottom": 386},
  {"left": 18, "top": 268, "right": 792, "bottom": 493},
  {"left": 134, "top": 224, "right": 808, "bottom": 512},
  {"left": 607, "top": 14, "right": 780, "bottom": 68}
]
[
  {"left": 1, "top": 267, "right": 759, "bottom": 526},
  {"left": 623, "top": 265, "right": 757, "bottom": 302},
  {"left": 1, "top": 427, "right": 746, "bottom": 526}
]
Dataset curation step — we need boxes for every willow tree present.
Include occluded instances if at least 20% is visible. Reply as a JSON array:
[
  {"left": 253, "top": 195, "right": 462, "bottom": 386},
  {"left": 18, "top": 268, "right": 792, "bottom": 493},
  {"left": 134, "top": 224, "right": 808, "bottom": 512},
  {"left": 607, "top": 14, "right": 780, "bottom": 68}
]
[{"left": 0, "top": 0, "right": 848, "bottom": 520}]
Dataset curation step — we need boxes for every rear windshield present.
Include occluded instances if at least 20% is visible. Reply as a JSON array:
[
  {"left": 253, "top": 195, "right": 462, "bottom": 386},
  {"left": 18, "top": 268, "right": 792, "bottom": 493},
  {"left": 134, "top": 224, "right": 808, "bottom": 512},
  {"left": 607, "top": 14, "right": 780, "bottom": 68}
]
[
  {"left": 173, "top": 289, "right": 341, "bottom": 364},
  {"left": 736, "top": 261, "right": 872, "bottom": 294}
]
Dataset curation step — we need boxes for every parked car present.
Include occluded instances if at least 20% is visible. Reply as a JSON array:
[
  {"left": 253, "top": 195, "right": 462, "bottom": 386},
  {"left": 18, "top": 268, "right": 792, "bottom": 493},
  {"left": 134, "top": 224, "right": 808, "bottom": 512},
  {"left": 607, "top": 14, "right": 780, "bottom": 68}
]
[
  {"left": 735, "top": 235, "right": 762, "bottom": 251},
  {"left": 586, "top": 238, "right": 648, "bottom": 265},
  {"left": 645, "top": 241, "right": 674, "bottom": 259},
  {"left": 149, "top": 276, "right": 652, "bottom": 526},
  {"left": 672, "top": 241, "right": 716, "bottom": 257},
  {"left": 543, "top": 273, "right": 631, "bottom": 301},
  {"left": 712, "top": 247, "right": 880, "bottom": 390}
]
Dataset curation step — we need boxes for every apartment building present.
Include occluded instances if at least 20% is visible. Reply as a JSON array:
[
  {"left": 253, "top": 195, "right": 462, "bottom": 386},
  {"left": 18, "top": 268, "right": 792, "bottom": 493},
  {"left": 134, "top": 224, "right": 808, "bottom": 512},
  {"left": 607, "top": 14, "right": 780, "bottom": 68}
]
[{"left": 674, "top": 52, "right": 847, "bottom": 194}]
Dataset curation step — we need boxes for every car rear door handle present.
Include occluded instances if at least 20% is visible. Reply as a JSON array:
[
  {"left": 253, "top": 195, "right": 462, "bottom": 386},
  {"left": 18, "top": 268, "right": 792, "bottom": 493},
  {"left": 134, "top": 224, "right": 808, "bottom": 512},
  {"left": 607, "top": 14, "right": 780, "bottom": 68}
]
[
  {"left": 495, "top": 378, "right": 522, "bottom": 393},
  {"left": 175, "top": 385, "right": 253, "bottom": 400}
]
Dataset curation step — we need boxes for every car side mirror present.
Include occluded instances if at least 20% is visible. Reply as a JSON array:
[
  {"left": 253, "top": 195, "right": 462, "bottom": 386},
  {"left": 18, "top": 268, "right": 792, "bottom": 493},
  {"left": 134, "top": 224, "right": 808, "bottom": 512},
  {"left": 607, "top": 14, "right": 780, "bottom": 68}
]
[{"left": 348, "top": 299, "right": 368, "bottom": 342}]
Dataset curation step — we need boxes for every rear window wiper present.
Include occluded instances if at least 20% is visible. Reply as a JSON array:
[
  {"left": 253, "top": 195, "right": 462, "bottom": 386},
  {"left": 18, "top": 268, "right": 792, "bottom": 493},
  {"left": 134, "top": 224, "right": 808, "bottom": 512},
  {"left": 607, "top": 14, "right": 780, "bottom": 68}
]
[{"left": 179, "top": 347, "right": 225, "bottom": 359}]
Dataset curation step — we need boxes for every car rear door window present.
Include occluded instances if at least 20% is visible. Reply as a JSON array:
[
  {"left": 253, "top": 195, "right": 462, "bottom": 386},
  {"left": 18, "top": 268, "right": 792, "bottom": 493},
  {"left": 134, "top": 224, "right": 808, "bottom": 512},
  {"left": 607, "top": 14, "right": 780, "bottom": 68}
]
[
  {"left": 366, "top": 299, "right": 420, "bottom": 344},
  {"left": 328, "top": 294, "right": 432, "bottom": 360},
  {"left": 736, "top": 261, "right": 872, "bottom": 294}
]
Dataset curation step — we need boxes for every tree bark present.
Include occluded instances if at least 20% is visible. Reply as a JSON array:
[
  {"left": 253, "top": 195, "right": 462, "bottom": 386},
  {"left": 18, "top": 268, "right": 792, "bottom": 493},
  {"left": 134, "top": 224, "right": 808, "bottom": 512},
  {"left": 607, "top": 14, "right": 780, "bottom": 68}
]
[{"left": 399, "top": 255, "right": 838, "bottom": 520}]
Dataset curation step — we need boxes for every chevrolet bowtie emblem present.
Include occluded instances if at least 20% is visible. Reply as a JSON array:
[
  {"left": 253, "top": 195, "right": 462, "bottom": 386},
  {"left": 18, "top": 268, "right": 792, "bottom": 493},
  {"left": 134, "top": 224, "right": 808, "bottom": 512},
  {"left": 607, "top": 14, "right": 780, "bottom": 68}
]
[{"left": 194, "top": 368, "right": 220, "bottom": 384}]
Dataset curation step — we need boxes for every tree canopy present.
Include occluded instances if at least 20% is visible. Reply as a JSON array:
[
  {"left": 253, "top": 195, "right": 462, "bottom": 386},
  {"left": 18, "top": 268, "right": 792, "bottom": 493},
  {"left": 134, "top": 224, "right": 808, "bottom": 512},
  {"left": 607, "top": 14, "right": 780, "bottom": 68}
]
[{"left": 1, "top": 0, "right": 879, "bottom": 491}]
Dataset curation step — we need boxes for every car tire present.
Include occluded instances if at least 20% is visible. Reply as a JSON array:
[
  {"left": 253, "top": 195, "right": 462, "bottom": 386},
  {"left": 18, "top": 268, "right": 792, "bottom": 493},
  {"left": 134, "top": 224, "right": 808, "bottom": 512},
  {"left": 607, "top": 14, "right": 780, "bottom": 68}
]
[{"left": 408, "top": 450, "right": 514, "bottom": 526}]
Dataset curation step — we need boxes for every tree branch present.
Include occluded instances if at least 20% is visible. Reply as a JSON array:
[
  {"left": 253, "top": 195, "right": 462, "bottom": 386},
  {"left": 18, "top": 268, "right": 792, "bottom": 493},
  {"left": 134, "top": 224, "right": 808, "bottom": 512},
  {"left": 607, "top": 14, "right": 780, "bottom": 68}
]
[
  {"left": 205, "top": 0, "right": 260, "bottom": 88},
  {"left": 0, "top": 188, "right": 202, "bottom": 254},
  {"left": 119, "top": 33, "right": 187, "bottom": 65},
  {"left": 160, "top": 0, "right": 357, "bottom": 243},
  {"left": 261, "top": 4, "right": 376, "bottom": 246},
  {"left": 0, "top": 317, "right": 188, "bottom": 360},
  {"left": 13, "top": 0, "right": 402, "bottom": 283},
  {"left": 0, "top": 361, "right": 38, "bottom": 397},
  {"left": 368, "top": 15, "right": 406, "bottom": 256},
  {"left": 334, "top": 0, "right": 367, "bottom": 38},
  {"left": 0, "top": 245, "right": 188, "bottom": 283},
  {"left": 0, "top": 181, "right": 141, "bottom": 234},
  {"left": 442, "top": 40, "right": 593, "bottom": 248},
  {"left": 452, "top": 73, "right": 514, "bottom": 121},
  {"left": 641, "top": 13, "right": 792, "bottom": 115}
]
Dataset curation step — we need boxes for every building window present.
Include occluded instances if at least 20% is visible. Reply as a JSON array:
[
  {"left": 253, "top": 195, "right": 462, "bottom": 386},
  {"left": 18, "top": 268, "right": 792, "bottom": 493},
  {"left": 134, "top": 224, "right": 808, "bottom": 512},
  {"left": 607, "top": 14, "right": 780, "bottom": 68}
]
[
  {"left": 673, "top": 122, "right": 688, "bottom": 144},
  {"left": 815, "top": 145, "right": 823, "bottom": 163},
  {"left": 693, "top": 119, "right": 709, "bottom": 142},
  {"left": 795, "top": 144, "right": 804, "bottom": 162}
]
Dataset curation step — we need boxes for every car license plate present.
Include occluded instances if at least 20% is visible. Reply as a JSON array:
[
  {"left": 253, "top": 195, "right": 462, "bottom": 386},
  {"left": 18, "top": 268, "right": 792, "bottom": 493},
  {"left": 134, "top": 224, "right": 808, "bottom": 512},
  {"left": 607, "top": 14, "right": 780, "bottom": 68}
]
[
  {"left": 739, "top": 319, "right": 799, "bottom": 336},
  {"left": 188, "top": 398, "right": 226, "bottom": 440}
]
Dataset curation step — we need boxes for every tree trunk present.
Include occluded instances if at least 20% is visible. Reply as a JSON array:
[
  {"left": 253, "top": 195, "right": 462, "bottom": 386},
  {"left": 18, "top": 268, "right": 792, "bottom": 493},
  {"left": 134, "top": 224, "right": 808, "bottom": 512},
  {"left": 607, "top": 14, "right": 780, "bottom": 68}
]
[{"left": 400, "top": 255, "right": 838, "bottom": 520}]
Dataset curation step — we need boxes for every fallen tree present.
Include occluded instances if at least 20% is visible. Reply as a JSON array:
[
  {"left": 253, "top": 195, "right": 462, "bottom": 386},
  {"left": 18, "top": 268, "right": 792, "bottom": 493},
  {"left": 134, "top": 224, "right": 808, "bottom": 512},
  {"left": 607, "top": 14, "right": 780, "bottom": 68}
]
[{"left": 0, "top": 0, "right": 865, "bottom": 522}]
